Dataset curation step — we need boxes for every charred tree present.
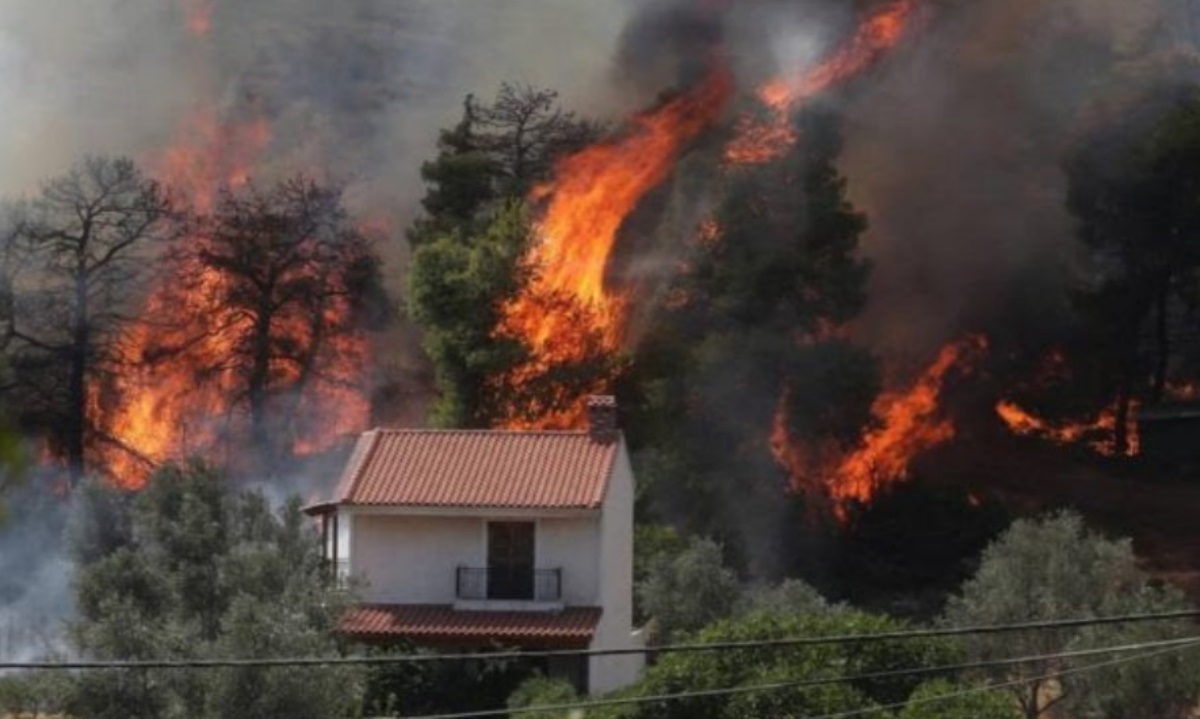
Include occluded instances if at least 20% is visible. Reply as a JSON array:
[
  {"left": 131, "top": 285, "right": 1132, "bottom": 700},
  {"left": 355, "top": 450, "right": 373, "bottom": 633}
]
[
  {"left": 178, "top": 175, "right": 386, "bottom": 470},
  {"left": 0, "top": 158, "right": 175, "bottom": 484}
]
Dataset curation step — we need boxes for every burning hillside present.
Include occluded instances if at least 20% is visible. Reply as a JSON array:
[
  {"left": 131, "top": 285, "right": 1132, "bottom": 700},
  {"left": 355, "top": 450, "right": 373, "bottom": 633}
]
[{"left": 1, "top": 0, "right": 1192, "bottom": 539}]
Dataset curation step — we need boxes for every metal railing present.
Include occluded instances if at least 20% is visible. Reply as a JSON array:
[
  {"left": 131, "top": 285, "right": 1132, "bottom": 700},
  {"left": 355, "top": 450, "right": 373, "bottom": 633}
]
[{"left": 455, "top": 566, "right": 562, "bottom": 602}]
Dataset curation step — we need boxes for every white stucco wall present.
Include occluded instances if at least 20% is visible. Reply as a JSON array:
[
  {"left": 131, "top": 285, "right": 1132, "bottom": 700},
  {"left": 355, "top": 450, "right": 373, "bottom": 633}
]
[
  {"left": 536, "top": 517, "right": 600, "bottom": 605},
  {"left": 350, "top": 513, "right": 483, "bottom": 604},
  {"left": 337, "top": 435, "right": 644, "bottom": 695},
  {"left": 588, "top": 440, "right": 645, "bottom": 694},
  {"left": 346, "top": 509, "right": 603, "bottom": 606}
]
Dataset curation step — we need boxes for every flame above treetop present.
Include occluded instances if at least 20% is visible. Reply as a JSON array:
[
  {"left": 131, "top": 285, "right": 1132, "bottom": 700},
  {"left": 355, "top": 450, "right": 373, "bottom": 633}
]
[
  {"left": 726, "top": 0, "right": 921, "bottom": 164},
  {"left": 493, "top": 66, "right": 733, "bottom": 429},
  {"left": 517, "top": 65, "right": 734, "bottom": 347}
]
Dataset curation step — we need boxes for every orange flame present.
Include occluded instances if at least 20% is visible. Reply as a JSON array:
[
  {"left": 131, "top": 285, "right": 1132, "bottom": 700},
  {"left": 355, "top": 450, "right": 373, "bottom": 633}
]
[
  {"left": 183, "top": 0, "right": 213, "bottom": 36},
  {"left": 725, "top": 0, "right": 920, "bottom": 164},
  {"left": 772, "top": 336, "right": 987, "bottom": 519},
  {"left": 830, "top": 335, "right": 987, "bottom": 511},
  {"left": 494, "top": 66, "right": 734, "bottom": 428},
  {"left": 995, "top": 399, "right": 1140, "bottom": 457},
  {"left": 91, "top": 108, "right": 370, "bottom": 487}
]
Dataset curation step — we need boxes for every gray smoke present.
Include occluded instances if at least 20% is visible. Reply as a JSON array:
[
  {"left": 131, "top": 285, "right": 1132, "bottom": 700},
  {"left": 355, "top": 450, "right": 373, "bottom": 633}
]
[
  {"left": 0, "top": 471, "right": 72, "bottom": 663},
  {"left": 0, "top": 0, "right": 633, "bottom": 241},
  {"left": 838, "top": 0, "right": 1200, "bottom": 366}
]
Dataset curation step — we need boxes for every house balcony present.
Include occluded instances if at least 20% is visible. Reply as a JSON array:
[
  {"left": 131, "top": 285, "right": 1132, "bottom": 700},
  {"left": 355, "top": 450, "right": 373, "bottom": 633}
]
[{"left": 454, "top": 566, "right": 564, "bottom": 611}]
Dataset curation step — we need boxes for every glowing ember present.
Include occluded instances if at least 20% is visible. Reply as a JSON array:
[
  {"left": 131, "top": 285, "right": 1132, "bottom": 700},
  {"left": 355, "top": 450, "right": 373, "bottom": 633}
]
[
  {"left": 995, "top": 399, "right": 1140, "bottom": 457},
  {"left": 829, "top": 335, "right": 987, "bottom": 512},
  {"left": 494, "top": 66, "right": 734, "bottom": 428},
  {"left": 725, "top": 0, "right": 920, "bottom": 164},
  {"left": 183, "top": 0, "right": 213, "bottom": 36},
  {"left": 1165, "top": 381, "right": 1200, "bottom": 401}
]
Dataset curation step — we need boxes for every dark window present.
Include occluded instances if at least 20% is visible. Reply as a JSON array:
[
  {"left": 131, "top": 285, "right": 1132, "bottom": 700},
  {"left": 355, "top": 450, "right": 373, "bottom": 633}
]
[{"left": 487, "top": 521, "right": 535, "bottom": 600}]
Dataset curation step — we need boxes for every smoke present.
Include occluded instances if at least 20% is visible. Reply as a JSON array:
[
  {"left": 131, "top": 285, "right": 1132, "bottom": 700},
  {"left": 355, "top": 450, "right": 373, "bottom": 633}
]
[
  {"left": 838, "top": 0, "right": 1200, "bottom": 364},
  {"left": 0, "top": 0, "right": 633, "bottom": 243},
  {"left": 0, "top": 472, "right": 72, "bottom": 662}
]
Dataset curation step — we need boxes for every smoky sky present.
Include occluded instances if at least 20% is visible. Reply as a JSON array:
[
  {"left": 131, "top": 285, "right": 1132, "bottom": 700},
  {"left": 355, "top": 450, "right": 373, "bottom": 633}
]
[{"left": 839, "top": 0, "right": 1200, "bottom": 365}]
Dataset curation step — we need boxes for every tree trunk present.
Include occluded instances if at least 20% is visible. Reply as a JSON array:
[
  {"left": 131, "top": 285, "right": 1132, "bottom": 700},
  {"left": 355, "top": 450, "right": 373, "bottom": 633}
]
[
  {"left": 1021, "top": 680, "right": 1042, "bottom": 719},
  {"left": 1152, "top": 280, "right": 1170, "bottom": 403},
  {"left": 1113, "top": 359, "right": 1135, "bottom": 457},
  {"left": 248, "top": 303, "right": 274, "bottom": 466},
  {"left": 67, "top": 271, "right": 89, "bottom": 485}
]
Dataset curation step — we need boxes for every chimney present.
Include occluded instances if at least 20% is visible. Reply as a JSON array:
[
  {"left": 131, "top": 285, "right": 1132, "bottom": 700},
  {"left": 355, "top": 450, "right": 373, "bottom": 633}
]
[{"left": 586, "top": 395, "right": 619, "bottom": 442}]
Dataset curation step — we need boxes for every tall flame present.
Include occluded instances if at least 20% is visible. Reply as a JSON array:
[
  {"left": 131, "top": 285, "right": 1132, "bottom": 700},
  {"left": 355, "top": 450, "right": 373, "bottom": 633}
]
[
  {"left": 494, "top": 66, "right": 734, "bottom": 428},
  {"left": 830, "top": 335, "right": 987, "bottom": 510},
  {"left": 772, "top": 335, "right": 987, "bottom": 519},
  {"left": 725, "top": 0, "right": 920, "bottom": 164},
  {"left": 90, "top": 111, "right": 271, "bottom": 486}
]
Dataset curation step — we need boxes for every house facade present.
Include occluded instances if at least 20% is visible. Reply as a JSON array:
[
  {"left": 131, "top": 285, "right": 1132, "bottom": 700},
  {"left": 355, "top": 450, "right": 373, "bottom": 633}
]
[{"left": 305, "top": 396, "right": 644, "bottom": 694}]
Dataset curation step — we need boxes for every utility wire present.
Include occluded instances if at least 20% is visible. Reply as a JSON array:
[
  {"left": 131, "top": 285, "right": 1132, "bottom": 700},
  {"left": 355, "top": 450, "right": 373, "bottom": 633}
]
[
  {"left": 388, "top": 635, "right": 1200, "bottom": 719},
  {"left": 803, "top": 637, "right": 1200, "bottom": 719},
  {"left": 2, "top": 608, "right": 1197, "bottom": 670}
]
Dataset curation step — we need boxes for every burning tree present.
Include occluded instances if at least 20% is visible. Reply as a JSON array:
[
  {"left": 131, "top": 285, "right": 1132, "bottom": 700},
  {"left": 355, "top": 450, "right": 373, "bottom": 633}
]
[
  {"left": 408, "top": 85, "right": 607, "bottom": 427},
  {"left": 410, "top": 83, "right": 601, "bottom": 245},
  {"left": 164, "top": 175, "right": 385, "bottom": 472},
  {"left": 0, "top": 157, "right": 177, "bottom": 484},
  {"left": 630, "top": 110, "right": 876, "bottom": 570}
]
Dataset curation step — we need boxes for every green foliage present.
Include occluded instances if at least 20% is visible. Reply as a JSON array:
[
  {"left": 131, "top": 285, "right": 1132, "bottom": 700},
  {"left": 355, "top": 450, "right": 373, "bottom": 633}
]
[
  {"left": 899, "top": 679, "right": 1021, "bottom": 719},
  {"left": 406, "top": 83, "right": 602, "bottom": 428},
  {"left": 507, "top": 674, "right": 579, "bottom": 719},
  {"left": 1063, "top": 582, "right": 1200, "bottom": 719},
  {"left": 592, "top": 609, "right": 955, "bottom": 719},
  {"left": 943, "top": 510, "right": 1200, "bottom": 719},
  {"left": 410, "top": 83, "right": 600, "bottom": 246},
  {"left": 407, "top": 201, "right": 534, "bottom": 427},
  {"left": 736, "top": 578, "right": 831, "bottom": 617},
  {"left": 636, "top": 536, "right": 740, "bottom": 643},
  {"left": 359, "top": 642, "right": 534, "bottom": 717},
  {"left": 64, "top": 460, "right": 361, "bottom": 719},
  {"left": 0, "top": 670, "right": 73, "bottom": 718}
]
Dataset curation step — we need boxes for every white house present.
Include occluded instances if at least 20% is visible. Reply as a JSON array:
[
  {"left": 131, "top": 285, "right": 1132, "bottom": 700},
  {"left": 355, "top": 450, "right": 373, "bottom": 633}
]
[{"left": 304, "top": 396, "right": 644, "bottom": 694}]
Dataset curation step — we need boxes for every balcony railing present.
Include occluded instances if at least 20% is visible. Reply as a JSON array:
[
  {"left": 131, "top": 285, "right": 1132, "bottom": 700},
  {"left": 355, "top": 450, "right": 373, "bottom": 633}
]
[{"left": 456, "top": 566, "right": 562, "bottom": 602}]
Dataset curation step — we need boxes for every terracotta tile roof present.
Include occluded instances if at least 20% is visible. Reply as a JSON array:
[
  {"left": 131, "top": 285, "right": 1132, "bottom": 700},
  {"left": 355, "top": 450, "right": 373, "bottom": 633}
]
[
  {"left": 333, "top": 429, "right": 619, "bottom": 509},
  {"left": 340, "top": 604, "right": 602, "bottom": 648}
]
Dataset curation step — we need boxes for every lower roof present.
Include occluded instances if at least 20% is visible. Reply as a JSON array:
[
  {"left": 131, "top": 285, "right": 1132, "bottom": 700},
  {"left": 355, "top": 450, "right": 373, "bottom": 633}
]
[{"left": 339, "top": 604, "right": 602, "bottom": 649}]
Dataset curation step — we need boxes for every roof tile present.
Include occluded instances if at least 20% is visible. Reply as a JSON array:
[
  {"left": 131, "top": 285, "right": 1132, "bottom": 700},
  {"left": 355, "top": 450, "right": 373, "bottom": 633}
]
[
  {"left": 340, "top": 604, "right": 601, "bottom": 647},
  {"left": 334, "top": 430, "right": 619, "bottom": 509}
]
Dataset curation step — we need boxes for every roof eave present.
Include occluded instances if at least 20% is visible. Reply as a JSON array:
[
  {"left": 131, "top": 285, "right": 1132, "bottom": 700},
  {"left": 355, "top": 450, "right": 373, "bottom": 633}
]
[{"left": 301, "top": 500, "right": 340, "bottom": 517}]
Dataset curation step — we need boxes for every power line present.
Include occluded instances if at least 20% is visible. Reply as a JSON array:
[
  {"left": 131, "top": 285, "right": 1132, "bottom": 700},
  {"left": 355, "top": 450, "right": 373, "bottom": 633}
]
[
  {"left": 375, "top": 635, "right": 1200, "bottom": 719},
  {"left": 2, "top": 608, "right": 1197, "bottom": 670},
  {"left": 801, "top": 638, "right": 1198, "bottom": 719}
]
